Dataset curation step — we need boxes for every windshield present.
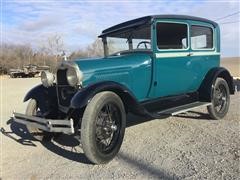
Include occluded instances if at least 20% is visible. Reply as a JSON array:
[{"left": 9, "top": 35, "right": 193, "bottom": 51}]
[{"left": 104, "top": 25, "right": 151, "bottom": 56}]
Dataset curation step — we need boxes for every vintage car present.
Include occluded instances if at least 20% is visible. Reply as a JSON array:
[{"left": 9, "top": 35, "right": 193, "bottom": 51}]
[
  {"left": 8, "top": 65, "right": 37, "bottom": 78},
  {"left": 13, "top": 15, "right": 234, "bottom": 164},
  {"left": 9, "top": 64, "right": 49, "bottom": 78}
]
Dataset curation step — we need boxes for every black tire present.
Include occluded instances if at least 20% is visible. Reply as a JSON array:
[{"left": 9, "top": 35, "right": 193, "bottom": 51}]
[
  {"left": 26, "top": 99, "right": 52, "bottom": 141},
  {"left": 207, "top": 78, "right": 230, "bottom": 120},
  {"left": 81, "top": 91, "right": 126, "bottom": 164}
]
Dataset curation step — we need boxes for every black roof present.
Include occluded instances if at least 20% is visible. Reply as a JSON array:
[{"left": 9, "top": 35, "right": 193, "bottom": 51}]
[{"left": 99, "top": 15, "right": 218, "bottom": 37}]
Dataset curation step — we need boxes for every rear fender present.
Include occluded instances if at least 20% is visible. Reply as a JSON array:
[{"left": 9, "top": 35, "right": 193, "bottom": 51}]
[
  {"left": 24, "top": 84, "right": 58, "bottom": 113},
  {"left": 198, "top": 67, "right": 234, "bottom": 101}
]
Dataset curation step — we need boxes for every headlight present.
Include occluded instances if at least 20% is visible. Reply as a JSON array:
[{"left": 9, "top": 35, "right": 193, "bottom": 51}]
[
  {"left": 41, "top": 71, "right": 55, "bottom": 87},
  {"left": 66, "top": 67, "right": 83, "bottom": 87}
]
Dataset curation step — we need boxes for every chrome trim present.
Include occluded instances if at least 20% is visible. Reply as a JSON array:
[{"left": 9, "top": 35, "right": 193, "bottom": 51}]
[
  {"left": 57, "top": 61, "right": 83, "bottom": 86},
  {"left": 56, "top": 61, "right": 82, "bottom": 111},
  {"left": 12, "top": 112, "right": 74, "bottom": 134},
  {"left": 41, "top": 71, "right": 55, "bottom": 87},
  {"left": 155, "top": 52, "right": 220, "bottom": 58}
]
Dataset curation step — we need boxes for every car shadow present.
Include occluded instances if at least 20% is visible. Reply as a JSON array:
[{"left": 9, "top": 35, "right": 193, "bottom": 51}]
[
  {"left": 0, "top": 109, "right": 216, "bottom": 166},
  {"left": 42, "top": 134, "right": 92, "bottom": 164},
  {"left": 2, "top": 117, "right": 178, "bottom": 178},
  {"left": 1, "top": 118, "right": 37, "bottom": 146},
  {"left": 126, "top": 113, "right": 154, "bottom": 127},
  {"left": 117, "top": 152, "right": 177, "bottom": 179},
  {"left": 126, "top": 110, "right": 211, "bottom": 128},
  {"left": 1, "top": 118, "right": 92, "bottom": 164}
]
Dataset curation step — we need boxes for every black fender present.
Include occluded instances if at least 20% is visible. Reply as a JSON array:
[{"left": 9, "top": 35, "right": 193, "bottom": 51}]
[
  {"left": 198, "top": 67, "right": 234, "bottom": 101},
  {"left": 24, "top": 84, "right": 58, "bottom": 114},
  {"left": 70, "top": 81, "right": 147, "bottom": 115}
]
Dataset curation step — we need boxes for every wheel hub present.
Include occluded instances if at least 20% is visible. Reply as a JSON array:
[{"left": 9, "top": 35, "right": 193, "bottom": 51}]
[
  {"left": 111, "top": 124, "right": 117, "bottom": 131},
  {"left": 213, "top": 84, "right": 227, "bottom": 112},
  {"left": 95, "top": 103, "right": 121, "bottom": 152}
]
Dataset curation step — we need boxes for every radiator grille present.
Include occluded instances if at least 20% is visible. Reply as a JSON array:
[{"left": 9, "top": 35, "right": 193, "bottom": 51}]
[
  {"left": 56, "top": 69, "right": 77, "bottom": 108},
  {"left": 57, "top": 69, "right": 68, "bottom": 85}
]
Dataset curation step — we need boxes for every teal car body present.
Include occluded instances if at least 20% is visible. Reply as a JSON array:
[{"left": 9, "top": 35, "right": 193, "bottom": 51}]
[
  {"left": 71, "top": 16, "right": 223, "bottom": 103},
  {"left": 75, "top": 53, "right": 152, "bottom": 101},
  {"left": 15, "top": 15, "right": 235, "bottom": 164},
  {"left": 23, "top": 15, "right": 234, "bottom": 117}
]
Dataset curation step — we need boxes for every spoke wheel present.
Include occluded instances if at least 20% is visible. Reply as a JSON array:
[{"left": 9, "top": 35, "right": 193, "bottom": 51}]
[
  {"left": 213, "top": 84, "right": 227, "bottom": 113},
  {"left": 95, "top": 103, "right": 121, "bottom": 154},
  {"left": 81, "top": 91, "right": 126, "bottom": 164},
  {"left": 207, "top": 78, "right": 230, "bottom": 119}
]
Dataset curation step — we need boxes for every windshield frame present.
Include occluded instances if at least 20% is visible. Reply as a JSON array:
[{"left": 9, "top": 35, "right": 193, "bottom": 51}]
[{"left": 101, "top": 24, "right": 152, "bottom": 57}]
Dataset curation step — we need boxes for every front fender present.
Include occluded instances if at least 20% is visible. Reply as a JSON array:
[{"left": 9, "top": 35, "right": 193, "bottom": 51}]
[
  {"left": 198, "top": 67, "right": 234, "bottom": 101},
  {"left": 70, "top": 81, "right": 147, "bottom": 115},
  {"left": 24, "top": 84, "right": 58, "bottom": 113}
]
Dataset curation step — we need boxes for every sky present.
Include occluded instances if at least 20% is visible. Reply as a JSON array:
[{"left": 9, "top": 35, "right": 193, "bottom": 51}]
[{"left": 1, "top": 0, "right": 240, "bottom": 57}]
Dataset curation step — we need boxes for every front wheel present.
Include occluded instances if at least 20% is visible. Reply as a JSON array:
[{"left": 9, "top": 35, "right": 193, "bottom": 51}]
[
  {"left": 81, "top": 91, "right": 126, "bottom": 164},
  {"left": 207, "top": 78, "right": 230, "bottom": 120}
]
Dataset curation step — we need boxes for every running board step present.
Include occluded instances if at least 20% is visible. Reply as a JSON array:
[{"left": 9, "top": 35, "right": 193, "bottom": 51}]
[{"left": 156, "top": 101, "right": 212, "bottom": 116}]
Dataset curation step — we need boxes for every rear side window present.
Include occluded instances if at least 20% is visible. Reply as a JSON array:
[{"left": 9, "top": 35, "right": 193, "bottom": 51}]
[
  {"left": 191, "top": 25, "right": 213, "bottom": 49},
  {"left": 156, "top": 22, "right": 188, "bottom": 50}
]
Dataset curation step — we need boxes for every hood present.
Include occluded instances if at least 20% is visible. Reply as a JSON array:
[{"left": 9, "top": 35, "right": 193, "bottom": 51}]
[{"left": 74, "top": 53, "right": 152, "bottom": 86}]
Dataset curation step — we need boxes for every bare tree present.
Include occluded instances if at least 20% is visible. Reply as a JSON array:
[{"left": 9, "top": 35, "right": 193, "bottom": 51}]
[
  {"left": 47, "top": 34, "right": 65, "bottom": 56},
  {"left": 69, "top": 39, "right": 103, "bottom": 60},
  {"left": 0, "top": 37, "right": 107, "bottom": 74},
  {"left": 86, "top": 39, "right": 103, "bottom": 57},
  {"left": 38, "top": 34, "right": 66, "bottom": 70},
  {"left": 0, "top": 44, "right": 33, "bottom": 70}
]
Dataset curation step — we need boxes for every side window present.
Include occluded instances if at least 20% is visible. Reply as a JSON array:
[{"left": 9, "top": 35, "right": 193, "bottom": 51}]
[
  {"left": 191, "top": 25, "right": 213, "bottom": 49},
  {"left": 156, "top": 22, "right": 188, "bottom": 50}
]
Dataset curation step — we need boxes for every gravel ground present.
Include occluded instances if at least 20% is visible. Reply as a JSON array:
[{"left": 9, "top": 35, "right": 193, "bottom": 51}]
[{"left": 0, "top": 77, "right": 239, "bottom": 179}]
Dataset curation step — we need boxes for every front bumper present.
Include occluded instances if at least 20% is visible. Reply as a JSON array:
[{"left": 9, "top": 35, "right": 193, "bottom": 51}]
[{"left": 12, "top": 112, "right": 74, "bottom": 134}]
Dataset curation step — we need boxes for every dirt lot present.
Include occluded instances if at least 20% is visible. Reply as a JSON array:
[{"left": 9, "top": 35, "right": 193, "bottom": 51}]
[{"left": 0, "top": 77, "right": 239, "bottom": 179}]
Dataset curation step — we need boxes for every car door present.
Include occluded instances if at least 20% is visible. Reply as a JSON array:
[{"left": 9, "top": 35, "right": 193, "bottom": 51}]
[
  {"left": 188, "top": 22, "right": 219, "bottom": 91},
  {"left": 151, "top": 20, "right": 196, "bottom": 98}
]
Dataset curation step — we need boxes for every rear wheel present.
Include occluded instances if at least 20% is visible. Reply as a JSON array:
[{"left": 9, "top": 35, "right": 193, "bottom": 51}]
[
  {"left": 26, "top": 99, "right": 51, "bottom": 141},
  {"left": 81, "top": 91, "right": 126, "bottom": 164},
  {"left": 207, "top": 78, "right": 230, "bottom": 120}
]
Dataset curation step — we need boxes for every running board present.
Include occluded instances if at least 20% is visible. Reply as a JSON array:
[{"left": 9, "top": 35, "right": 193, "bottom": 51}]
[{"left": 156, "top": 101, "right": 212, "bottom": 116}]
